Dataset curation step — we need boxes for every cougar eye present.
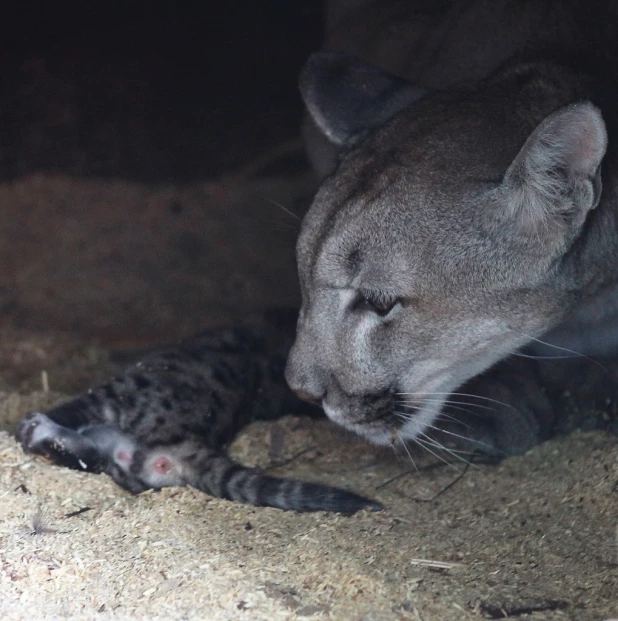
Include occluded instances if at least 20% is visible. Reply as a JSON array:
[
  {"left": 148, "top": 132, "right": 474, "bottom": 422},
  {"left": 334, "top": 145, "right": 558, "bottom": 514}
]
[{"left": 354, "top": 294, "right": 399, "bottom": 317}]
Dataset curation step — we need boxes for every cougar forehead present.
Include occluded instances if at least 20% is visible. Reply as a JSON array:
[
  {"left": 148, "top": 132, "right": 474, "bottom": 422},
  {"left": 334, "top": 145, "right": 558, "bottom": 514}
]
[
  {"left": 306, "top": 97, "right": 504, "bottom": 217},
  {"left": 300, "top": 132, "right": 525, "bottom": 301}
]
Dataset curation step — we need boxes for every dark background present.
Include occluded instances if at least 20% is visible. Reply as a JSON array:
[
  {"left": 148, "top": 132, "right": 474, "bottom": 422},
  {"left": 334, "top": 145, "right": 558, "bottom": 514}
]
[
  {"left": 0, "top": 1, "right": 323, "bottom": 182},
  {"left": 0, "top": 1, "right": 325, "bottom": 377}
]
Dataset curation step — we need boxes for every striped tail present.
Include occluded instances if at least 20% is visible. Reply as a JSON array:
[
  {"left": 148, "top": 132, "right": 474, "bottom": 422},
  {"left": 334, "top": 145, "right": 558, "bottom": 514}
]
[{"left": 155, "top": 446, "right": 382, "bottom": 514}]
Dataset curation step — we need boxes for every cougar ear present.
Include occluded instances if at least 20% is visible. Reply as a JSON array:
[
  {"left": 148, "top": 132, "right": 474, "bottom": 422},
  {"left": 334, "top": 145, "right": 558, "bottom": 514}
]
[
  {"left": 502, "top": 102, "right": 607, "bottom": 237},
  {"left": 299, "top": 52, "right": 427, "bottom": 145}
]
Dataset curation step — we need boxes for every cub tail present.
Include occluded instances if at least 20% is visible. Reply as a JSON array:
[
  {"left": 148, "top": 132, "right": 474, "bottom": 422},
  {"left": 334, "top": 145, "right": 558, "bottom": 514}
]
[{"left": 135, "top": 442, "right": 382, "bottom": 514}]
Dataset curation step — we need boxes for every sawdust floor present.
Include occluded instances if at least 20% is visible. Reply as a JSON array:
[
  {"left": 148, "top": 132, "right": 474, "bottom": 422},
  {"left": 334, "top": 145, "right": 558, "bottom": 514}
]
[{"left": 0, "top": 173, "right": 616, "bottom": 621}]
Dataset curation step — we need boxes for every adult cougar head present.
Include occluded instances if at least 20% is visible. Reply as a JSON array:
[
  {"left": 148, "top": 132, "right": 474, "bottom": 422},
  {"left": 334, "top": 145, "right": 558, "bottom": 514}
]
[{"left": 285, "top": 53, "right": 608, "bottom": 445}]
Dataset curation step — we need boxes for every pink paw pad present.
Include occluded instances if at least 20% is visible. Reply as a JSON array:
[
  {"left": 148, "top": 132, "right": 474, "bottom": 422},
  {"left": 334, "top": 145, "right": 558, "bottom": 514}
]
[
  {"left": 115, "top": 449, "right": 133, "bottom": 465},
  {"left": 153, "top": 456, "right": 173, "bottom": 475}
]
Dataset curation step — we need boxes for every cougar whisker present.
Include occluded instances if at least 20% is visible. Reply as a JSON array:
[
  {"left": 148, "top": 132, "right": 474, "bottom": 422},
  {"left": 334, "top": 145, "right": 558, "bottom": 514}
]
[{"left": 505, "top": 328, "right": 607, "bottom": 372}]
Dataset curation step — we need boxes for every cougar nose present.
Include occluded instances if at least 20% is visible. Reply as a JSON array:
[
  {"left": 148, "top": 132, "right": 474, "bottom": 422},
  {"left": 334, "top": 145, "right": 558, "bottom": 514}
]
[
  {"left": 285, "top": 331, "right": 328, "bottom": 404},
  {"left": 285, "top": 358, "right": 327, "bottom": 404},
  {"left": 294, "top": 389, "right": 324, "bottom": 405}
]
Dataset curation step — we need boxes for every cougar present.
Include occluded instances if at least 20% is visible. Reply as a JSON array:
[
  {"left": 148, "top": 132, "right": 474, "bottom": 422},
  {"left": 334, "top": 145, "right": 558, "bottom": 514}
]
[{"left": 286, "top": 0, "right": 618, "bottom": 455}]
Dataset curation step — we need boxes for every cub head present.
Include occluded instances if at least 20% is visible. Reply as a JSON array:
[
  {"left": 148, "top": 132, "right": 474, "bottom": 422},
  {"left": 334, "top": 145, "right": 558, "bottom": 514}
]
[{"left": 286, "top": 53, "right": 607, "bottom": 445}]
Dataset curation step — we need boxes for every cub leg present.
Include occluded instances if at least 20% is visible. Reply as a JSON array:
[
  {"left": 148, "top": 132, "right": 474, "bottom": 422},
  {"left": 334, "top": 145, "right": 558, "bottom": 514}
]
[
  {"left": 20, "top": 390, "right": 110, "bottom": 432},
  {"left": 18, "top": 412, "right": 107, "bottom": 472},
  {"left": 18, "top": 386, "right": 126, "bottom": 471}
]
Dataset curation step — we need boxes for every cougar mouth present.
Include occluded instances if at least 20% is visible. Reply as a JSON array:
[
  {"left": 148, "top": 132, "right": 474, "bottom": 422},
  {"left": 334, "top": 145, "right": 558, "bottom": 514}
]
[
  {"left": 322, "top": 402, "right": 396, "bottom": 444},
  {"left": 321, "top": 387, "right": 401, "bottom": 444}
]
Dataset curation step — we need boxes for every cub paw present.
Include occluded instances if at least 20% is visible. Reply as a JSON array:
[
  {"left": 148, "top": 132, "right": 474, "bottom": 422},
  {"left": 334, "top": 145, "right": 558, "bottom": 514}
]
[
  {"left": 18, "top": 411, "right": 101, "bottom": 471},
  {"left": 19, "top": 412, "right": 62, "bottom": 454}
]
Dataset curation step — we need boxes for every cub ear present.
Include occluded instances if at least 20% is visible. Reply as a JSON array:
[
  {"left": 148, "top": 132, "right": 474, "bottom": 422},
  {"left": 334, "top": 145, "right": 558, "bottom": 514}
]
[
  {"left": 299, "top": 52, "right": 427, "bottom": 145},
  {"left": 502, "top": 102, "right": 607, "bottom": 236}
]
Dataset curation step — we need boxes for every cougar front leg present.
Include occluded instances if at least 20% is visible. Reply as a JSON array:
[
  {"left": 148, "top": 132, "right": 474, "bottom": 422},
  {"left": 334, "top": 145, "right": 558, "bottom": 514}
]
[{"left": 435, "top": 356, "right": 556, "bottom": 457}]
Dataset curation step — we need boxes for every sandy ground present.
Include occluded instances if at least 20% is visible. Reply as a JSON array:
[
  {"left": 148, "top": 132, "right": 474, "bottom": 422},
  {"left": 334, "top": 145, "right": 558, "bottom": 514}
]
[
  {"left": 1, "top": 396, "right": 616, "bottom": 621},
  {"left": 0, "top": 173, "right": 616, "bottom": 620}
]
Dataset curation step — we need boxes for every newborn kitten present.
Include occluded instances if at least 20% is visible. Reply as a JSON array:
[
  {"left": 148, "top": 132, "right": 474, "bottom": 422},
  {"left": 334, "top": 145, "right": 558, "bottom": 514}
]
[{"left": 19, "top": 309, "right": 380, "bottom": 514}]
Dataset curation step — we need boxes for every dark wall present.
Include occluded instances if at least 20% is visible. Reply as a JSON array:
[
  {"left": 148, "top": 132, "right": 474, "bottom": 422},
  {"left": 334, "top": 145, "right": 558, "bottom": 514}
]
[{"left": 0, "top": 2, "right": 323, "bottom": 181}]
